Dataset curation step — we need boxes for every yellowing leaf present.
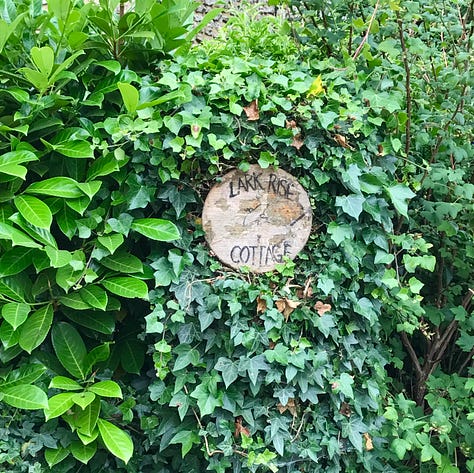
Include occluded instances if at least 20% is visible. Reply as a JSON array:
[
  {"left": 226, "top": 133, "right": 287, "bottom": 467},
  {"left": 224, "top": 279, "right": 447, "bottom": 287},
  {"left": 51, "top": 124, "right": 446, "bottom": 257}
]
[{"left": 307, "top": 75, "right": 324, "bottom": 97}]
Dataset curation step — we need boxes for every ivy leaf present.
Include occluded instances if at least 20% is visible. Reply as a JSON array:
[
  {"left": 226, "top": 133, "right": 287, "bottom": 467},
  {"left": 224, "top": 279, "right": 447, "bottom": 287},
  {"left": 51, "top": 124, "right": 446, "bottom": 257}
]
[
  {"left": 385, "top": 184, "right": 415, "bottom": 217},
  {"left": 215, "top": 357, "right": 239, "bottom": 388},
  {"left": 335, "top": 194, "right": 365, "bottom": 220},
  {"left": 391, "top": 438, "right": 411, "bottom": 460},
  {"left": 169, "top": 430, "right": 200, "bottom": 457}
]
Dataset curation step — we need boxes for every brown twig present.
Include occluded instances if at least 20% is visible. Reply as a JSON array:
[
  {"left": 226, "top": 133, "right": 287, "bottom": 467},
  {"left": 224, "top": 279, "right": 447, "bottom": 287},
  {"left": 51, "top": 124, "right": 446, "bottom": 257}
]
[
  {"left": 396, "top": 12, "right": 412, "bottom": 157},
  {"left": 400, "top": 331, "right": 423, "bottom": 379},
  {"left": 352, "top": 0, "right": 380, "bottom": 60}
]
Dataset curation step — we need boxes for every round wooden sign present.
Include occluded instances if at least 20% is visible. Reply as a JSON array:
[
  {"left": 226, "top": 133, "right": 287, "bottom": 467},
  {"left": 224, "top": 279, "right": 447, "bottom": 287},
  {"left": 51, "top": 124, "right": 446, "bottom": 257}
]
[{"left": 202, "top": 165, "right": 312, "bottom": 272}]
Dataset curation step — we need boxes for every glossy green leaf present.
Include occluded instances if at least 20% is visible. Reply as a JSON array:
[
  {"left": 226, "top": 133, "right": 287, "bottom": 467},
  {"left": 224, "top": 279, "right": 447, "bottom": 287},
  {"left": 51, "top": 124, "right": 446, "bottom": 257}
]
[
  {"left": 0, "top": 363, "right": 46, "bottom": 389},
  {"left": 131, "top": 218, "right": 180, "bottom": 241},
  {"left": 1, "top": 302, "right": 30, "bottom": 330},
  {"left": 45, "top": 246, "right": 73, "bottom": 268},
  {"left": 83, "top": 343, "right": 111, "bottom": 375},
  {"left": 44, "top": 392, "right": 76, "bottom": 421},
  {"left": 59, "top": 293, "right": 93, "bottom": 310},
  {"left": 0, "top": 222, "right": 42, "bottom": 248},
  {"left": 72, "top": 391, "right": 96, "bottom": 410},
  {"left": 51, "top": 322, "right": 87, "bottom": 379},
  {"left": 101, "top": 277, "right": 149, "bottom": 299},
  {"left": 44, "top": 447, "right": 69, "bottom": 468},
  {"left": 97, "top": 234, "right": 124, "bottom": 254},
  {"left": 76, "top": 398, "right": 100, "bottom": 436},
  {"left": 79, "top": 285, "right": 108, "bottom": 311},
  {"left": 49, "top": 376, "right": 82, "bottom": 391},
  {"left": 14, "top": 195, "right": 52, "bottom": 229},
  {"left": 0, "top": 150, "right": 37, "bottom": 167},
  {"left": 100, "top": 252, "right": 143, "bottom": 273},
  {"left": 0, "top": 384, "right": 48, "bottom": 409},
  {"left": 19, "top": 304, "right": 53, "bottom": 354},
  {"left": 118, "top": 82, "right": 139, "bottom": 114},
  {"left": 97, "top": 418, "right": 133, "bottom": 464},
  {"left": 63, "top": 310, "right": 115, "bottom": 334},
  {"left": 70, "top": 440, "right": 97, "bottom": 464},
  {"left": 26, "top": 177, "right": 83, "bottom": 199},
  {"left": 88, "top": 380, "right": 122, "bottom": 398},
  {"left": 31, "top": 46, "right": 54, "bottom": 76},
  {"left": 77, "top": 428, "right": 99, "bottom": 445},
  {"left": 53, "top": 140, "right": 94, "bottom": 159},
  {"left": 0, "top": 248, "right": 35, "bottom": 277},
  {"left": 0, "top": 321, "right": 19, "bottom": 349}
]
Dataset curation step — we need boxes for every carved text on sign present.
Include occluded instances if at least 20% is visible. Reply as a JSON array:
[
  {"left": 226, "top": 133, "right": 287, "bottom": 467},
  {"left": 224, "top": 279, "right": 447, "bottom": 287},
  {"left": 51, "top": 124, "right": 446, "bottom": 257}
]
[{"left": 202, "top": 165, "right": 312, "bottom": 273}]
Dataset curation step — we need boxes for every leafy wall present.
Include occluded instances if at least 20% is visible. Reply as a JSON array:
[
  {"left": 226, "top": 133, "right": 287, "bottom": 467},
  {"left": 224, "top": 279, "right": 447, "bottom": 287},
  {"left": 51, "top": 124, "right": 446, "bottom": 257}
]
[{"left": 0, "top": 1, "right": 472, "bottom": 472}]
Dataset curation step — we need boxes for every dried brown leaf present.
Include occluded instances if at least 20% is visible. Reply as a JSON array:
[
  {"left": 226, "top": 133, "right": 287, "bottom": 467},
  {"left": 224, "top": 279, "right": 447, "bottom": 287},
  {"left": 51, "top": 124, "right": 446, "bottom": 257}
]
[
  {"left": 276, "top": 298, "right": 302, "bottom": 321},
  {"left": 334, "top": 133, "right": 354, "bottom": 150},
  {"left": 234, "top": 416, "right": 251, "bottom": 438},
  {"left": 314, "top": 301, "right": 331, "bottom": 316},
  {"left": 277, "top": 398, "right": 297, "bottom": 416},
  {"left": 291, "top": 134, "right": 304, "bottom": 150},
  {"left": 256, "top": 296, "right": 267, "bottom": 314},
  {"left": 339, "top": 402, "right": 352, "bottom": 417},
  {"left": 243, "top": 99, "right": 259, "bottom": 121},
  {"left": 363, "top": 432, "right": 374, "bottom": 451}
]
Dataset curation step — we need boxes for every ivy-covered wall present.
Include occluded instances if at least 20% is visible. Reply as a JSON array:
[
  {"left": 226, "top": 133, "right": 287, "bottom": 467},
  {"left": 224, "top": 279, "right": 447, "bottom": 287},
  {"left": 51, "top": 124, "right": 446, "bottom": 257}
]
[{"left": 0, "top": 1, "right": 472, "bottom": 472}]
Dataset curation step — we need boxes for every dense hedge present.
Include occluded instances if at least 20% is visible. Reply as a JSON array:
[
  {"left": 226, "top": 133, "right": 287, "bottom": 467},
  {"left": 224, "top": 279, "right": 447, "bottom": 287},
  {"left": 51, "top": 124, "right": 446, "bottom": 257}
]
[{"left": 0, "top": 1, "right": 472, "bottom": 472}]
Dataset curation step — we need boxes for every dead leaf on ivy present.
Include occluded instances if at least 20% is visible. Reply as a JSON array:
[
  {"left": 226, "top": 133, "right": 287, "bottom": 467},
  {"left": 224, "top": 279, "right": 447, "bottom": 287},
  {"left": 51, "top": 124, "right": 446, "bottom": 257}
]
[
  {"left": 256, "top": 296, "right": 267, "bottom": 314},
  {"left": 291, "top": 134, "right": 304, "bottom": 150},
  {"left": 286, "top": 119, "right": 297, "bottom": 129},
  {"left": 339, "top": 402, "right": 352, "bottom": 417},
  {"left": 234, "top": 416, "right": 251, "bottom": 438},
  {"left": 314, "top": 301, "right": 331, "bottom": 316},
  {"left": 243, "top": 99, "right": 259, "bottom": 121},
  {"left": 277, "top": 398, "right": 297, "bottom": 416},
  {"left": 334, "top": 133, "right": 354, "bottom": 150},
  {"left": 363, "top": 432, "right": 374, "bottom": 451},
  {"left": 276, "top": 298, "right": 302, "bottom": 321}
]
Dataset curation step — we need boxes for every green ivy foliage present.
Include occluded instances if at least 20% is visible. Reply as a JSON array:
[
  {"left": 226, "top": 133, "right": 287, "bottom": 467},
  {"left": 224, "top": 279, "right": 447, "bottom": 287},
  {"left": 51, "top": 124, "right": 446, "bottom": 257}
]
[{"left": 0, "top": 0, "right": 472, "bottom": 472}]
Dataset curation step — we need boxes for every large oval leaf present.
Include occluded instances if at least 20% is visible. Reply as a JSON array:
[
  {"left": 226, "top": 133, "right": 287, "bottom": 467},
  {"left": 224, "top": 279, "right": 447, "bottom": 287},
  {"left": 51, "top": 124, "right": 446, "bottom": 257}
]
[
  {"left": 131, "top": 218, "right": 180, "bottom": 241},
  {"left": 19, "top": 304, "right": 53, "bottom": 354},
  {"left": 97, "top": 418, "right": 133, "bottom": 464},
  {"left": 0, "top": 247, "right": 36, "bottom": 277},
  {"left": 14, "top": 195, "right": 52, "bottom": 229},
  {"left": 0, "top": 384, "right": 48, "bottom": 409},
  {"left": 101, "top": 277, "right": 148, "bottom": 299},
  {"left": 1, "top": 302, "right": 30, "bottom": 330},
  {"left": 70, "top": 440, "right": 97, "bottom": 464},
  {"left": 51, "top": 322, "right": 87, "bottom": 379},
  {"left": 79, "top": 285, "right": 108, "bottom": 311},
  {"left": 26, "top": 177, "right": 83, "bottom": 199},
  {"left": 44, "top": 392, "right": 76, "bottom": 421}
]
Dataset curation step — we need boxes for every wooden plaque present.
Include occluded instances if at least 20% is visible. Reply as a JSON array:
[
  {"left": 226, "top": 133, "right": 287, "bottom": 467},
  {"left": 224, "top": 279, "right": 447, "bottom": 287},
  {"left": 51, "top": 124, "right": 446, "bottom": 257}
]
[{"left": 202, "top": 165, "right": 312, "bottom": 272}]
